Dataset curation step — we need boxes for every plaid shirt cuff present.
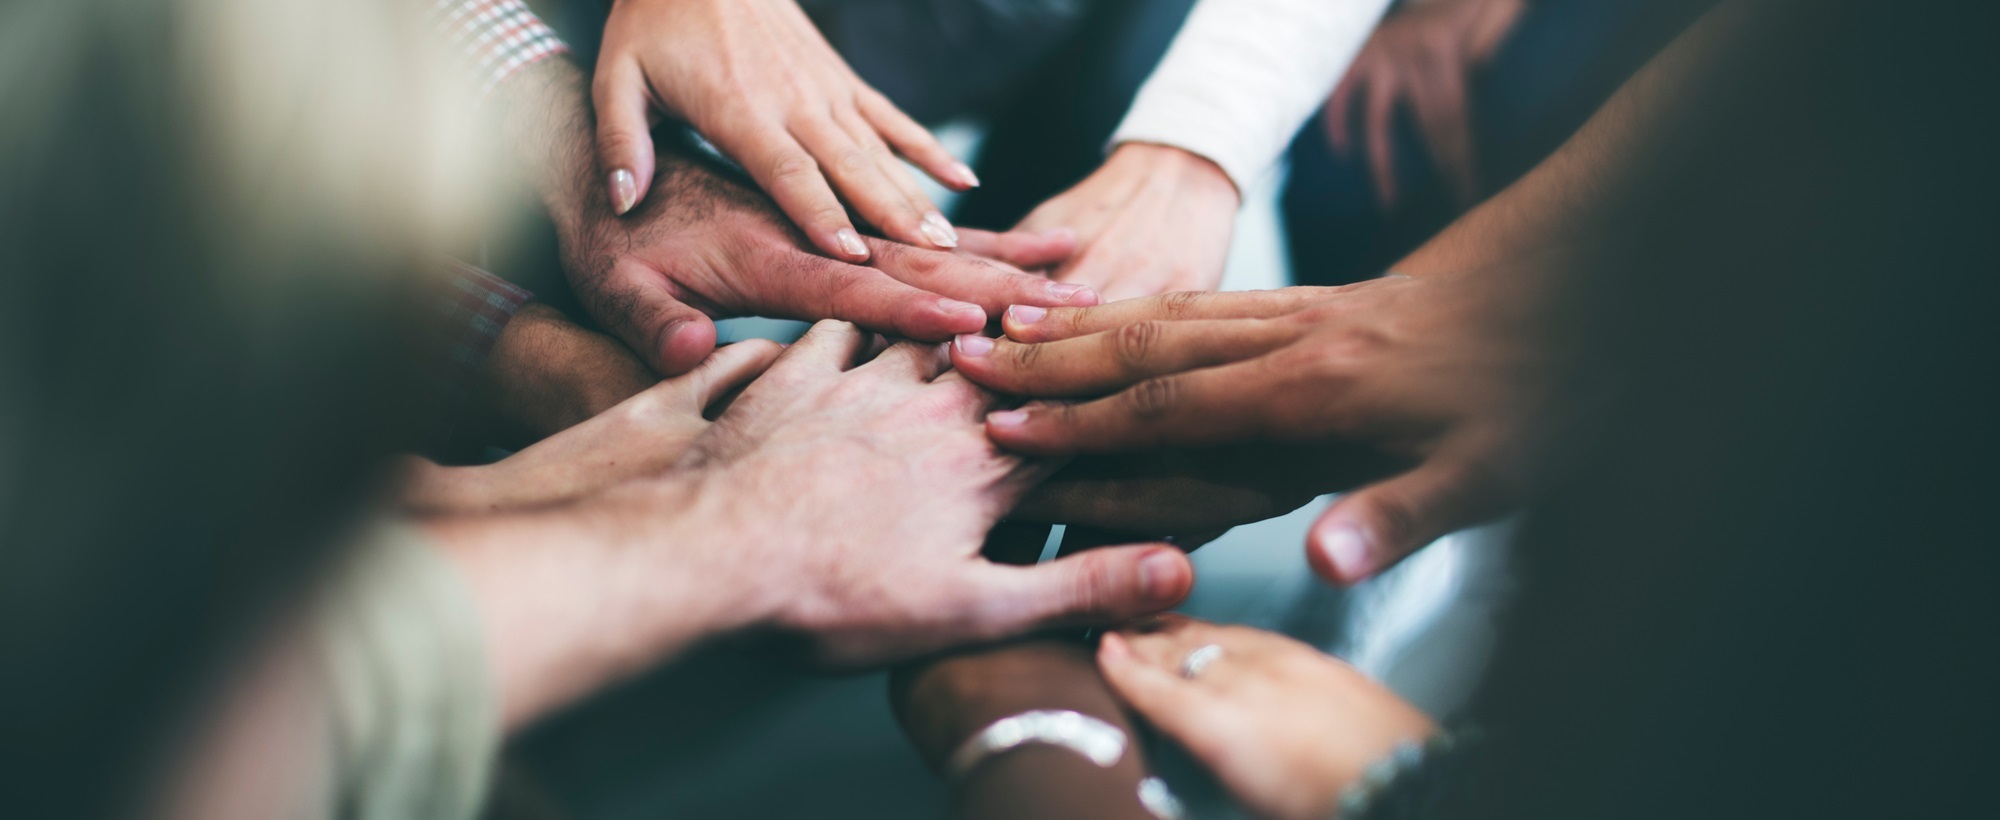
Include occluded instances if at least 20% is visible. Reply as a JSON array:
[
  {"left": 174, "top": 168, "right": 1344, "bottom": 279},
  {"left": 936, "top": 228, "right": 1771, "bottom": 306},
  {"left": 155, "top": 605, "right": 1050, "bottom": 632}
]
[
  {"left": 422, "top": 261, "right": 533, "bottom": 454},
  {"left": 431, "top": 0, "right": 570, "bottom": 99}
]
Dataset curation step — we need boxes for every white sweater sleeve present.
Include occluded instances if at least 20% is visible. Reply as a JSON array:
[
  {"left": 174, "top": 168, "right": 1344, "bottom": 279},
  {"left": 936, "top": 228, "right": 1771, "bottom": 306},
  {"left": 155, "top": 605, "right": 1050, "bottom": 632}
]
[{"left": 1110, "top": 0, "right": 1394, "bottom": 191}]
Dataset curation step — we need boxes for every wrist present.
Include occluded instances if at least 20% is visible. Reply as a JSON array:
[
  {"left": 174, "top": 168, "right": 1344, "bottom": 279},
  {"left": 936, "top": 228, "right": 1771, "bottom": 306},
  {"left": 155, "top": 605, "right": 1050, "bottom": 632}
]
[{"left": 1108, "top": 142, "right": 1241, "bottom": 206}]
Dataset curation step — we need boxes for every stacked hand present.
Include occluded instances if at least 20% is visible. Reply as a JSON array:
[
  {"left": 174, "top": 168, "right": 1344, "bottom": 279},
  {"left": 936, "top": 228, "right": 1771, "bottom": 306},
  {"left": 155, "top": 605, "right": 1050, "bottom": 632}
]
[
  {"left": 1098, "top": 616, "right": 1434, "bottom": 820},
  {"left": 953, "top": 274, "right": 1542, "bottom": 583},
  {"left": 1015, "top": 143, "right": 1241, "bottom": 301},
  {"left": 594, "top": 0, "right": 976, "bottom": 259}
]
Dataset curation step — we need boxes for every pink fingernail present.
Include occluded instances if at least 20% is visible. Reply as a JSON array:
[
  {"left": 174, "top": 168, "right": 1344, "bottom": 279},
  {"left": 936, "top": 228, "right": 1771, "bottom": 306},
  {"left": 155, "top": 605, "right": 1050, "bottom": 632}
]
[
  {"left": 953, "top": 162, "right": 981, "bottom": 188},
  {"left": 920, "top": 212, "right": 958, "bottom": 249},
  {"left": 954, "top": 334, "right": 994, "bottom": 357},
  {"left": 1049, "top": 283, "right": 1095, "bottom": 304},
  {"left": 836, "top": 229, "right": 869, "bottom": 259},
  {"left": 988, "top": 409, "right": 1029, "bottom": 427},
  {"left": 1008, "top": 305, "right": 1047, "bottom": 325},
  {"left": 1099, "top": 632, "right": 1129, "bottom": 662},
  {"left": 608, "top": 169, "right": 638, "bottom": 215},
  {"left": 1319, "top": 525, "right": 1372, "bottom": 581}
]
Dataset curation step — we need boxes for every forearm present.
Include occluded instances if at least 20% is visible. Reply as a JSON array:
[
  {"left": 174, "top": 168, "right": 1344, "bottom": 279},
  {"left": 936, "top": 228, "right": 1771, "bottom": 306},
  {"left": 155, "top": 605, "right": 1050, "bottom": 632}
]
[
  {"left": 1113, "top": 0, "right": 1394, "bottom": 190},
  {"left": 419, "top": 477, "right": 767, "bottom": 731},
  {"left": 472, "top": 303, "right": 657, "bottom": 443},
  {"left": 491, "top": 57, "right": 599, "bottom": 236},
  {"left": 1393, "top": 2, "right": 1732, "bottom": 277},
  {"left": 893, "top": 639, "right": 1162, "bottom": 820}
]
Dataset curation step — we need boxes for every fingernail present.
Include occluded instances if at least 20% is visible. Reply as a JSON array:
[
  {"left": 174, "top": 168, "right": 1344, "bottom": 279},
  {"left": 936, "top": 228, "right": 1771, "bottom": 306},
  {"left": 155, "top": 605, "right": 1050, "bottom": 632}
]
[
  {"left": 608, "top": 169, "right": 638, "bottom": 215},
  {"left": 1139, "top": 549, "right": 1185, "bottom": 601},
  {"left": 1039, "top": 227, "right": 1077, "bottom": 242},
  {"left": 1007, "top": 305, "right": 1047, "bottom": 325},
  {"left": 1319, "top": 525, "right": 1372, "bottom": 581},
  {"left": 835, "top": 229, "right": 870, "bottom": 259},
  {"left": 953, "top": 162, "right": 981, "bottom": 188},
  {"left": 1049, "top": 282, "right": 1095, "bottom": 304},
  {"left": 1098, "top": 632, "right": 1129, "bottom": 662},
  {"left": 987, "top": 409, "right": 1029, "bottom": 428},
  {"left": 920, "top": 212, "right": 959, "bottom": 248},
  {"left": 940, "top": 299, "right": 985, "bottom": 320},
  {"left": 953, "top": 334, "right": 994, "bottom": 357}
]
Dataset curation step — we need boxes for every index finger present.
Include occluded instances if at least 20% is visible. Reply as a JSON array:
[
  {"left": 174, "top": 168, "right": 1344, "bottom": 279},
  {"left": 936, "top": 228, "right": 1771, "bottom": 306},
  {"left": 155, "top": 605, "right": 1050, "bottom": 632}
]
[
  {"left": 982, "top": 359, "right": 1296, "bottom": 456},
  {"left": 1002, "top": 288, "right": 1331, "bottom": 343},
  {"left": 951, "top": 317, "right": 1299, "bottom": 398}
]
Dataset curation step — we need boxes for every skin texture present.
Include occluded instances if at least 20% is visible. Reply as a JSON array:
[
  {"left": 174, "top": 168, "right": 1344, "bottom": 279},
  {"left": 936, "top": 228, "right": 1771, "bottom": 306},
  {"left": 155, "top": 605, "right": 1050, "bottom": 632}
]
[
  {"left": 461, "top": 303, "right": 664, "bottom": 445},
  {"left": 1098, "top": 615, "right": 1435, "bottom": 820},
  {"left": 426, "top": 322, "right": 1196, "bottom": 728},
  {"left": 401, "top": 339, "right": 783, "bottom": 514},
  {"left": 499, "top": 58, "right": 1094, "bottom": 376},
  {"left": 593, "top": 0, "right": 975, "bottom": 258},
  {"left": 1016, "top": 143, "right": 1242, "bottom": 301},
  {"left": 952, "top": 275, "right": 1545, "bottom": 584},
  {"left": 1328, "top": 0, "right": 1528, "bottom": 208}
]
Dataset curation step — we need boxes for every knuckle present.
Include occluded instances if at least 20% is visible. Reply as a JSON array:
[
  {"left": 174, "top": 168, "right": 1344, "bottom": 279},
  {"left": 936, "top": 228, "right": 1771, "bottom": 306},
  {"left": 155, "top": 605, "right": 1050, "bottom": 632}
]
[
  {"left": 768, "top": 153, "right": 821, "bottom": 185},
  {"left": 1123, "top": 377, "right": 1181, "bottom": 419},
  {"left": 831, "top": 147, "right": 873, "bottom": 177},
  {"left": 1156, "top": 290, "right": 1206, "bottom": 321},
  {"left": 1008, "top": 339, "right": 1045, "bottom": 376},
  {"left": 1112, "top": 320, "right": 1162, "bottom": 370}
]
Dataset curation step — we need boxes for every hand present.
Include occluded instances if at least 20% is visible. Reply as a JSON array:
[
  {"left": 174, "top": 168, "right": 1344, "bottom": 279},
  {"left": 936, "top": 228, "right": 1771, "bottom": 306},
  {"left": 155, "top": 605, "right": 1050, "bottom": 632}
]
[
  {"left": 566, "top": 140, "right": 1095, "bottom": 375},
  {"left": 1012, "top": 443, "right": 1401, "bottom": 539},
  {"left": 400, "top": 339, "right": 782, "bottom": 514},
  {"left": 1016, "top": 143, "right": 1240, "bottom": 301},
  {"left": 950, "top": 274, "right": 1542, "bottom": 583},
  {"left": 1097, "top": 615, "right": 1435, "bottom": 820},
  {"left": 594, "top": 0, "right": 976, "bottom": 259},
  {"left": 462, "top": 303, "right": 663, "bottom": 445},
  {"left": 1328, "top": 0, "right": 1526, "bottom": 208}
]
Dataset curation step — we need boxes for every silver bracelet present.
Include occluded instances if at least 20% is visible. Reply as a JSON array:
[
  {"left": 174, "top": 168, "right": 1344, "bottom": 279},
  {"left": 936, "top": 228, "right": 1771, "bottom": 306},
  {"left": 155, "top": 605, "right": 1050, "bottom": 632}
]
[{"left": 945, "top": 709, "right": 1127, "bottom": 782}]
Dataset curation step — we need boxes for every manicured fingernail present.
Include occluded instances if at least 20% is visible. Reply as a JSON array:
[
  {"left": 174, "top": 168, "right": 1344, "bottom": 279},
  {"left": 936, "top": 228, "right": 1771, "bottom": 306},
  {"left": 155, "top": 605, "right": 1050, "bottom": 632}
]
[
  {"left": 920, "top": 212, "right": 959, "bottom": 248},
  {"left": 1007, "top": 305, "right": 1047, "bottom": 325},
  {"left": 608, "top": 169, "right": 638, "bottom": 215},
  {"left": 1319, "top": 525, "right": 1372, "bottom": 581},
  {"left": 1039, "top": 227, "right": 1076, "bottom": 242},
  {"left": 953, "top": 334, "right": 993, "bottom": 357},
  {"left": 836, "top": 229, "right": 870, "bottom": 259},
  {"left": 1140, "top": 549, "right": 1185, "bottom": 601},
  {"left": 953, "top": 162, "right": 981, "bottom": 188},
  {"left": 1049, "top": 282, "right": 1094, "bottom": 304},
  {"left": 988, "top": 409, "right": 1029, "bottom": 428}
]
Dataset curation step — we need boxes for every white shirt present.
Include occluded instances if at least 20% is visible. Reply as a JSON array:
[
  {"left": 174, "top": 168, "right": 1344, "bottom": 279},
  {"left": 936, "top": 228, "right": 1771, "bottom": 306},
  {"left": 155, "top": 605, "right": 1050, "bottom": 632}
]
[{"left": 1111, "top": 0, "right": 1395, "bottom": 191}]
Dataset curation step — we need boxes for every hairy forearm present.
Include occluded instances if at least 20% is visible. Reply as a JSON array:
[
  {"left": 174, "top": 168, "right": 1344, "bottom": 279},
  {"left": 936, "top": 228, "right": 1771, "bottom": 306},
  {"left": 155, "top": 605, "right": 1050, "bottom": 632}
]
[
  {"left": 893, "top": 639, "right": 1163, "bottom": 820},
  {"left": 493, "top": 58, "right": 599, "bottom": 235},
  {"left": 1394, "top": 2, "right": 1733, "bottom": 277}
]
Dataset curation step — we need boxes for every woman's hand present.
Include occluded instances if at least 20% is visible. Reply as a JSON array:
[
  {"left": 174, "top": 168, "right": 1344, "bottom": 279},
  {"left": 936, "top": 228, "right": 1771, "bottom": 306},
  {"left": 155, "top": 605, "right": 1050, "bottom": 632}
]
[
  {"left": 1016, "top": 143, "right": 1241, "bottom": 302},
  {"left": 951, "top": 273, "right": 1544, "bottom": 583},
  {"left": 594, "top": 0, "right": 976, "bottom": 260},
  {"left": 400, "top": 340, "right": 782, "bottom": 513},
  {"left": 1098, "top": 615, "right": 1435, "bottom": 820},
  {"left": 1327, "top": 0, "right": 1527, "bottom": 208}
]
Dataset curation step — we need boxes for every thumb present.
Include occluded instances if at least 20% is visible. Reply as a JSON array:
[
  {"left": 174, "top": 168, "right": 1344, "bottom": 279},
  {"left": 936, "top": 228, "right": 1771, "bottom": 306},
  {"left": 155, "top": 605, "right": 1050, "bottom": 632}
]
[
  {"left": 959, "top": 545, "right": 1192, "bottom": 638},
  {"left": 1306, "top": 452, "right": 1514, "bottom": 585},
  {"left": 593, "top": 66, "right": 656, "bottom": 216},
  {"left": 589, "top": 273, "right": 719, "bottom": 376},
  {"left": 685, "top": 339, "right": 784, "bottom": 411}
]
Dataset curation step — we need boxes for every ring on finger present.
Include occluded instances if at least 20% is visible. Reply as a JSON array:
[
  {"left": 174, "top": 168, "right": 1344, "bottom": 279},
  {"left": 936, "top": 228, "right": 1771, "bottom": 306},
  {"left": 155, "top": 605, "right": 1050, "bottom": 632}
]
[{"left": 1180, "top": 644, "right": 1224, "bottom": 679}]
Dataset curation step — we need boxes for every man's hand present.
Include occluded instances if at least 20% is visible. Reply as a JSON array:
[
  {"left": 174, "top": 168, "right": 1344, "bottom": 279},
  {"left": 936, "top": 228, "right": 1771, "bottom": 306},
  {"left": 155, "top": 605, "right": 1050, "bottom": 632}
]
[
  {"left": 950, "top": 274, "right": 1542, "bottom": 583},
  {"left": 429, "top": 322, "right": 1196, "bottom": 727},
  {"left": 1015, "top": 143, "right": 1240, "bottom": 302},
  {"left": 497, "top": 58, "right": 1093, "bottom": 376},
  {"left": 594, "top": 0, "right": 978, "bottom": 258},
  {"left": 1328, "top": 0, "right": 1526, "bottom": 208},
  {"left": 1098, "top": 615, "right": 1435, "bottom": 820}
]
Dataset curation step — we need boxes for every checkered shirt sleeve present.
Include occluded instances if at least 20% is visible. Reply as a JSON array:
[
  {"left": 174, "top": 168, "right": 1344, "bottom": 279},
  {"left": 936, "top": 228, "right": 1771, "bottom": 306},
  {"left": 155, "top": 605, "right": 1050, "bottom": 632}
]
[{"left": 431, "top": 0, "right": 570, "bottom": 98}]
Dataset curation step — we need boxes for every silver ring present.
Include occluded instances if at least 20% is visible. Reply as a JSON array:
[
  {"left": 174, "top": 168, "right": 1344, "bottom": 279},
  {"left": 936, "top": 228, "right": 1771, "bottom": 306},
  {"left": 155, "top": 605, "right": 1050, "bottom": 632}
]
[{"left": 1180, "top": 644, "right": 1224, "bottom": 679}]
